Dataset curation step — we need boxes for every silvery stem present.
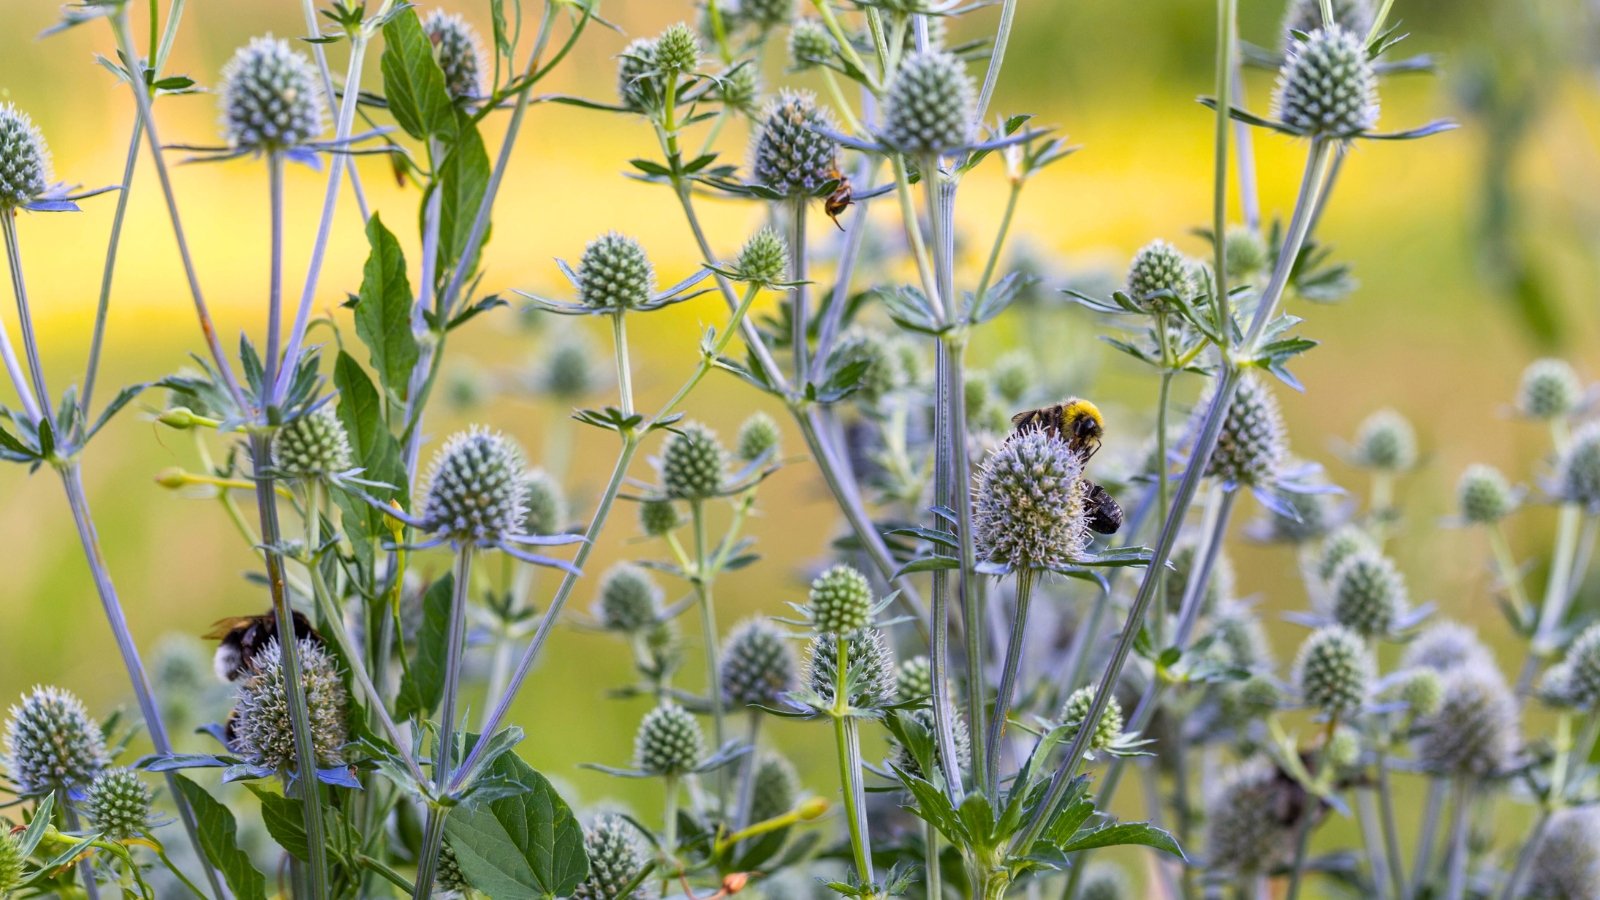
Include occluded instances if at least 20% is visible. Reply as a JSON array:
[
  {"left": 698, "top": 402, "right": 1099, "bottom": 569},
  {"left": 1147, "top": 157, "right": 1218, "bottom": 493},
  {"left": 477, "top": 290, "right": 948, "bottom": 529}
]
[
  {"left": 412, "top": 546, "right": 475, "bottom": 900},
  {"left": 1, "top": 214, "right": 52, "bottom": 424},
  {"left": 81, "top": 122, "right": 143, "bottom": 424}
]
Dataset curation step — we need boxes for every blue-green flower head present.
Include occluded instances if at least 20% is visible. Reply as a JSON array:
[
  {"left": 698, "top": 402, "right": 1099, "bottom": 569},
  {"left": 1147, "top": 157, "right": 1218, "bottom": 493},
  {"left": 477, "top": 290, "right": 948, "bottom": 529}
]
[
  {"left": 1294, "top": 625, "right": 1372, "bottom": 714},
  {"left": 1523, "top": 808, "right": 1600, "bottom": 900},
  {"left": 882, "top": 49, "right": 977, "bottom": 155},
  {"left": 230, "top": 638, "right": 349, "bottom": 771},
  {"left": 1352, "top": 408, "right": 1417, "bottom": 471},
  {"left": 722, "top": 618, "right": 798, "bottom": 708},
  {"left": 0, "top": 104, "right": 50, "bottom": 209},
  {"left": 419, "top": 428, "right": 530, "bottom": 543},
  {"left": 423, "top": 10, "right": 486, "bottom": 101},
  {"left": 807, "top": 564, "right": 874, "bottom": 634},
  {"left": 1280, "top": 0, "right": 1376, "bottom": 49},
  {"left": 1274, "top": 26, "right": 1378, "bottom": 138},
  {"left": 661, "top": 421, "right": 729, "bottom": 500},
  {"left": 1413, "top": 661, "right": 1517, "bottom": 777},
  {"left": 572, "top": 815, "right": 647, "bottom": 900},
  {"left": 1456, "top": 464, "right": 1514, "bottom": 524},
  {"left": 86, "top": 768, "right": 155, "bottom": 840},
  {"left": 220, "top": 36, "right": 327, "bottom": 151},
  {"left": 1517, "top": 358, "right": 1583, "bottom": 419},
  {"left": 578, "top": 232, "right": 656, "bottom": 311},
  {"left": 4, "top": 685, "right": 108, "bottom": 795},
  {"left": 788, "top": 19, "right": 833, "bottom": 70},
  {"left": 975, "top": 429, "right": 1091, "bottom": 570},
  {"left": 617, "top": 38, "right": 661, "bottom": 111},
  {"left": 750, "top": 90, "right": 840, "bottom": 198},
  {"left": 634, "top": 700, "right": 704, "bottom": 776},
  {"left": 1557, "top": 422, "right": 1600, "bottom": 511}
]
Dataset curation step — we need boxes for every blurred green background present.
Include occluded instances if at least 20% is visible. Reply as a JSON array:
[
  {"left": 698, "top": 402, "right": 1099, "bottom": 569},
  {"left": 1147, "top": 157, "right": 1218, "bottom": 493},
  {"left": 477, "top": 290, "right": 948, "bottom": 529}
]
[{"left": 1, "top": 0, "right": 1598, "bottom": 885}]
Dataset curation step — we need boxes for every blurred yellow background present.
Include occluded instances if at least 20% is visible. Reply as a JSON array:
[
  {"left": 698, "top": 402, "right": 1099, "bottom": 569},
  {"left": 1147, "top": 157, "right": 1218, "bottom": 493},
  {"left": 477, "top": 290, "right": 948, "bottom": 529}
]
[{"left": 1, "top": 0, "right": 1598, "bottom": 870}]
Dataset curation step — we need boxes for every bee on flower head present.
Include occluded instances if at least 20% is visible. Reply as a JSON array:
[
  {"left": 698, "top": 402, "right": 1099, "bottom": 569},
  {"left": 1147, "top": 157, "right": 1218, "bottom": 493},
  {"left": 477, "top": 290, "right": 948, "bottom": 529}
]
[
  {"left": 1011, "top": 397, "right": 1123, "bottom": 535},
  {"left": 205, "top": 609, "right": 323, "bottom": 683}
]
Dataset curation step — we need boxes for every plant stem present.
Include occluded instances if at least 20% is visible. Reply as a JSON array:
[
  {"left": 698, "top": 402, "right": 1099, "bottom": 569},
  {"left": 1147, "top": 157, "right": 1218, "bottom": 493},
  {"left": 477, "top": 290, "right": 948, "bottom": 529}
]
[
  {"left": 1211, "top": 0, "right": 1236, "bottom": 330},
  {"left": 1497, "top": 810, "right": 1550, "bottom": 900},
  {"left": 662, "top": 774, "right": 681, "bottom": 889},
  {"left": 300, "top": 0, "right": 371, "bottom": 221},
  {"left": 612, "top": 314, "right": 635, "bottom": 417},
  {"left": 975, "top": 180, "right": 1021, "bottom": 305},
  {"left": 80, "top": 123, "right": 143, "bottom": 426},
  {"left": 1375, "top": 750, "right": 1407, "bottom": 900},
  {"left": 984, "top": 568, "right": 1035, "bottom": 788},
  {"left": 1441, "top": 779, "right": 1473, "bottom": 900},
  {"left": 974, "top": 0, "right": 1019, "bottom": 122},
  {"left": 1, "top": 214, "right": 53, "bottom": 424},
  {"left": 1284, "top": 716, "right": 1339, "bottom": 900},
  {"left": 1521, "top": 503, "right": 1582, "bottom": 691},
  {"left": 925, "top": 821, "right": 942, "bottom": 900},
  {"left": 833, "top": 645, "right": 877, "bottom": 897},
  {"left": 413, "top": 546, "right": 476, "bottom": 899},
  {"left": 791, "top": 200, "right": 809, "bottom": 386},
  {"left": 60, "top": 799, "right": 101, "bottom": 900},
  {"left": 1410, "top": 778, "right": 1447, "bottom": 899},
  {"left": 264, "top": 151, "right": 285, "bottom": 403},
  {"left": 1357, "top": 787, "right": 1392, "bottom": 900},
  {"left": 690, "top": 499, "right": 729, "bottom": 814}
]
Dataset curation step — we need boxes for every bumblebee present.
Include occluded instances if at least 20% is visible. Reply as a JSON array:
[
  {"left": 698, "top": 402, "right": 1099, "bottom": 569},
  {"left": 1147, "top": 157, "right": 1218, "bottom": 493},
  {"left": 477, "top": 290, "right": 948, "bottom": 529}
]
[
  {"left": 206, "top": 609, "right": 323, "bottom": 683},
  {"left": 823, "top": 166, "right": 854, "bottom": 231},
  {"left": 1011, "top": 397, "right": 1123, "bottom": 535}
]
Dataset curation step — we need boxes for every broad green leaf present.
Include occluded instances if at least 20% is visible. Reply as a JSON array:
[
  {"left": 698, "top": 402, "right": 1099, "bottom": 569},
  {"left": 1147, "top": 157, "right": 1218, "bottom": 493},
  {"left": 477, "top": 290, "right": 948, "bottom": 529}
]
[
  {"left": 353, "top": 214, "right": 420, "bottom": 401},
  {"left": 380, "top": 8, "right": 456, "bottom": 140},
  {"left": 435, "top": 113, "right": 491, "bottom": 288},
  {"left": 395, "top": 573, "right": 453, "bottom": 720},
  {"left": 443, "top": 751, "right": 588, "bottom": 898},
  {"left": 172, "top": 774, "right": 267, "bottom": 900},
  {"left": 245, "top": 784, "right": 309, "bottom": 861},
  {"left": 332, "top": 352, "right": 407, "bottom": 565},
  {"left": 1056, "top": 821, "right": 1183, "bottom": 857}
]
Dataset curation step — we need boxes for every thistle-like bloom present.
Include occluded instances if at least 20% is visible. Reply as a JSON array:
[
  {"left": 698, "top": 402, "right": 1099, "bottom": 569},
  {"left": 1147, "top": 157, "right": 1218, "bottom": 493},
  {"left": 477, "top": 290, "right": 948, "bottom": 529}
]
[
  {"left": 633, "top": 700, "right": 704, "bottom": 776},
  {"left": 1208, "top": 603, "right": 1276, "bottom": 673},
  {"left": 896, "top": 655, "right": 933, "bottom": 702},
  {"left": 419, "top": 428, "right": 529, "bottom": 544},
  {"left": 807, "top": 564, "right": 874, "bottom": 634},
  {"left": 1205, "top": 758, "right": 1295, "bottom": 874},
  {"left": 1167, "top": 541, "right": 1236, "bottom": 614},
  {"left": 522, "top": 468, "right": 568, "bottom": 537},
  {"left": 1521, "top": 807, "right": 1600, "bottom": 899},
  {"left": 1556, "top": 423, "right": 1600, "bottom": 511},
  {"left": 85, "top": 768, "right": 154, "bottom": 840},
  {"left": 638, "top": 497, "right": 682, "bottom": 536},
  {"left": 274, "top": 405, "right": 354, "bottom": 478},
  {"left": 828, "top": 328, "right": 901, "bottom": 403},
  {"left": 616, "top": 38, "right": 661, "bottom": 111},
  {"left": 1564, "top": 622, "right": 1600, "bottom": 708},
  {"left": 750, "top": 90, "right": 839, "bottom": 198},
  {"left": 572, "top": 815, "right": 647, "bottom": 900},
  {"left": 1126, "top": 240, "right": 1196, "bottom": 312},
  {"left": 660, "top": 422, "right": 729, "bottom": 500},
  {"left": 1220, "top": 674, "right": 1284, "bottom": 727},
  {"left": 537, "top": 329, "right": 603, "bottom": 399},
  {"left": 1294, "top": 625, "right": 1373, "bottom": 714},
  {"left": 1280, "top": 0, "right": 1375, "bottom": 46},
  {"left": 788, "top": 19, "right": 833, "bottom": 70},
  {"left": 892, "top": 707, "right": 971, "bottom": 779},
  {"left": 882, "top": 50, "right": 977, "bottom": 154},
  {"left": 231, "top": 638, "right": 349, "bottom": 771},
  {"left": 1395, "top": 668, "right": 1443, "bottom": 718},
  {"left": 423, "top": 10, "right": 486, "bottom": 101},
  {"left": 1517, "top": 358, "right": 1582, "bottom": 419},
  {"left": 578, "top": 232, "right": 656, "bottom": 311},
  {"left": 974, "top": 429, "right": 1091, "bottom": 571},
  {"left": 716, "top": 64, "right": 762, "bottom": 116},
  {"left": 5, "top": 685, "right": 109, "bottom": 795},
  {"left": 0, "top": 104, "right": 50, "bottom": 209},
  {"left": 1329, "top": 550, "right": 1408, "bottom": 637},
  {"left": 1351, "top": 408, "right": 1417, "bottom": 471},
  {"left": 736, "top": 410, "right": 782, "bottom": 462},
  {"left": 0, "top": 833, "right": 20, "bottom": 895},
  {"left": 655, "top": 23, "right": 702, "bottom": 74},
  {"left": 1202, "top": 373, "right": 1287, "bottom": 487},
  {"left": 733, "top": 228, "right": 789, "bottom": 286},
  {"left": 595, "top": 563, "right": 663, "bottom": 634},
  {"left": 1456, "top": 464, "right": 1514, "bottom": 524},
  {"left": 219, "top": 36, "right": 326, "bottom": 151},
  {"left": 1315, "top": 524, "right": 1378, "bottom": 583},
  {"left": 1224, "top": 225, "right": 1270, "bottom": 283},
  {"left": 1273, "top": 26, "right": 1378, "bottom": 139},
  {"left": 741, "top": 0, "right": 794, "bottom": 29},
  {"left": 1413, "top": 662, "right": 1518, "bottom": 777},
  {"left": 1401, "top": 621, "right": 1494, "bottom": 674},
  {"left": 1059, "top": 687, "right": 1124, "bottom": 753},
  {"left": 722, "top": 618, "right": 798, "bottom": 708},
  {"left": 750, "top": 753, "right": 800, "bottom": 823},
  {"left": 806, "top": 628, "right": 895, "bottom": 710},
  {"left": 1254, "top": 485, "right": 1339, "bottom": 543}
]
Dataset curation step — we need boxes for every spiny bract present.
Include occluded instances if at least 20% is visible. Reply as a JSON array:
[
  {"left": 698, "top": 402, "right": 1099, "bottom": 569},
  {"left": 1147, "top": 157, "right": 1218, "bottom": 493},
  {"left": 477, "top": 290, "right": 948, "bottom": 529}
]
[{"left": 419, "top": 427, "right": 530, "bottom": 543}]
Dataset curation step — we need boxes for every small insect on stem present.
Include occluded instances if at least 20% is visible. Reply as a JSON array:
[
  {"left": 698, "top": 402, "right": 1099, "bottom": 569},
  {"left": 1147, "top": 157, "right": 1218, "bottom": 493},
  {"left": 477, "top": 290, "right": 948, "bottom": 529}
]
[{"left": 823, "top": 166, "right": 854, "bottom": 231}]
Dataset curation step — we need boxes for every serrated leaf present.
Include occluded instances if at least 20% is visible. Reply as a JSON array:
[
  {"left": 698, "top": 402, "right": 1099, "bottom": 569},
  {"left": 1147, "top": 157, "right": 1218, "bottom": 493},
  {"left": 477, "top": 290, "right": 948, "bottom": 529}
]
[
  {"left": 172, "top": 774, "right": 267, "bottom": 900},
  {"left": 353, "top": 214, "right": 420, "bottom": 400},
  {"left": 443, "top": 751, "right": 588, "bottom": 898},
  {"left": 380, "top": 8, "right": 457, "bottom": 140},
  {"left": 1055, "top": 821, "right": 1184, "bottom": 857},
  {"left": 245, "top": 785, "right": 309, "bottom": 861},
  {"left": 396, "top": 573, "right": 453, "bottom": 720},
  {"left": 435, "top": 112, "right": 491, "bottom": 288}
]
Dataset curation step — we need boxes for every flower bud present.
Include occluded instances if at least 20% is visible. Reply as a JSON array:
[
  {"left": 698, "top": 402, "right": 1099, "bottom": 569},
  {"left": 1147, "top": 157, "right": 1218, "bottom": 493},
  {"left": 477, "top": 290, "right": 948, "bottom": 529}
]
[
  {"left": 1202, "top": 373, "right": 1287, "bottom": 487},
  {"left": 638, "top": 497, "right": 682, "bottom": 536},
  {"left": 1456, "top": 464, "right": 1514, "bottom": 524},
  {"left": 1564, "top": 622, "right": 1600, "bottom": 708},
  {"left": 1274, "top": 26, "right": 1378, "bottom": 138},
  {"left": 722, "top": 618, "right": 797, "bottom": 708},
  {"left": 749, "top": 753, "right": 800, "bottom": 823},
  {"left": 231, "top": 638, "right": 349, "bottom": 771},
  {"left": 717, "top": 63, "right": 762, "bottom": 115},
  {"left": 1126, "top": 239, "right": 1195, "bottom": 312},
  {"left": 5, "top": 686, "right": 108, "bottom": 796},
  {"left": 736, "top": 410, "right": 782, "bottom": 462},
  {"left": 750, "top": 90, "right": 839, "bottom": 198},
  {"left": 521, "top": 468, "right": 567, "bottom": 536},
  {"left": 595, "top": 563, "right": 662, "bottom": 634},
  {"left": 1315, "top": 524, "right": 1377, "bottom": 583},
  {"left": 220, "top": 36, "right": 326, "bottom": 150},
  {"left": 990, "top": 351, "right": 1031, "bottom": 407},
  {"left": 86, "top": 768, "right": 154, "bottom": 840},
  {"left": 616, "top": 38, "right": 661, "bottom": 111},
  {"left": 1352, "top": 408, "right": 1417, "bottom": 471},
  {"left": 655, "top": 23, "right": 702, "bottom": 74},
  {"left": 572, "top": 815, "right": 647, "bottom": 900},
  {"left": 891, "top": 706, "right": 969, "bottom": 779},
  {"left": 1329, "top": 550, "right": 1408, "bottom": 637},
  {"left": 435, "top": 842, "right": 468, "bottom": 894},
  {"left": 661, "top": 422, "right": 729, "bottom": 500},
  {"left": 975, "top": 430, "right": 1091, "bottom": 570},
  {"left": 882, "top": 50, "right": 977, "bottom": 154},
  {"left": 423, "top": 10, "right": 485, "bottom": 101},
  {"left": 1223, "top": 225, "right": 1269, "bottom": 283},
  {"left": 1294, "top": 625, "right": 1373, "bottom": 714},
  {"left": 895, "top": 655, "right": 933, "bottom": 702},
  {"left": 536, "top": 328, "right": 602, "bottom": 399},
  {"left": 1557, "top": 422, "right": 1600, "bottom": 511},
  {"left": 1396, "top": 668, "right": 1443, "bottom": 718},
  {"left": 1401, "top": 621, "right": 1494, "bottom": 674},
  {"left": 419, "top": 428, "right": 529, "bottom": 543},
  {"left": 735, "top": 227, "right": 789, "bottom": 285},
  {"left": 634, "top": 700, "right": 704, "bottom": 776},
  {"left": 274, "top": 406, "right": 354, "bottom": 478},
  {"left": 1517, "top": 358, "right": 1582, "bottom": 419},
  {"left": 1060, "top": 687, "right": 1124, "bottom": 752},
  {"left": 0, "top": 104, "right": 50, "bottom": 209},
  {"left": 577, "top": 232, "right": 656, "bottom": 311},
  {"left": 787, "top": 19, "right": 833, "bottom": 70},
  {"left": 808, "top": 564, "right": 873, "bottom": 634}
]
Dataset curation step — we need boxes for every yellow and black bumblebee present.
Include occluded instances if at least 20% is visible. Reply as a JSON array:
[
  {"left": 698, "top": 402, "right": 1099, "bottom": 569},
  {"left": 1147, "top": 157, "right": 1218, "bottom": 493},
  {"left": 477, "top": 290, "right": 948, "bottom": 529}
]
[{"left": 1010, "top": 397, "right": 1124, "bottom": 536}]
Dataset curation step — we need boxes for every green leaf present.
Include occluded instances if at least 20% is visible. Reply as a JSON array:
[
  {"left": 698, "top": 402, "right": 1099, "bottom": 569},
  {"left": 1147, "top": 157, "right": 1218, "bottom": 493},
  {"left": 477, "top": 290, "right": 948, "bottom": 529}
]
[
  {"left": 444, "top": 750, "right": 588, "bottom": 898},
  {"left": 245, "top": 785, "right": 309, "bottom": 861},
  {"left": 395, "top": 573, "right": 453, "bottom": 720},
  {"left": 435, "top": 114, "right": 491, "bottom": 287},
  {"left": 332, "top": 352, "right": 407, "bottom": 562},
  {"left": 353, "top": 214, "right": 420, "bottom": 401},
  {"left": 172, "top": 774, "right": 268, "bottom": 900},
  {"left": 1055, "top": 821, "right": 1184, "bottom": 857},
  {"left": 380, "top": 8, "right": 457, "bottom": 140}
]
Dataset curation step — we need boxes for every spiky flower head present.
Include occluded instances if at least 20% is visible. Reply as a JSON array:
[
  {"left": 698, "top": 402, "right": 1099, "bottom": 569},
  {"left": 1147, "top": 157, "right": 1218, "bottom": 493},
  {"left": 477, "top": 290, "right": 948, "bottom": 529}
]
[
  {"left": 788, "top": 19, "right": 834, "bottom": 70},
  {"left": 1126, "top": 240, "right": 1196, "bottom": 311},
  {"left": 423, "top": 10, "right": 485, "bottom": 101},
  {"left": 750, "top": 90, "right": 839, "bottom": 198},
  {"left": 896, "top": 655, "right": 933, "bottom": 702},
  {"left": 5, "top": 685, "right": 109, "bottom": 795},
  {"left": 749, "top": 753, "right": 800, "bottom": 823},
  {"left": 1557, "top": 423, "right": 1600, "bottom": 511},
  {"left": 1518, "top": 358, "right": 1583, "bottom": 419},
  {"left": 0, "top": 104, "right": 50, "bottom": 208},
  {"left": 638, "top": 498, "right": 682, "bottom": 536},
  {"left": 617, "top": 38, "right": 661, "bottom": 111},
  {"left": 0, "top": 832, "right": 20, "bottom": 895},
  {"left": 1329, "top": 550, "right": 1408, "bottom": 637},
  {"left": 1401, "top": 621, "right": 1494, "bottom": 674},
  {"left": 219, "top": 36, "right": 326, "bottom": 151},
  {"left": 808, "top": 564, "right": 874, "bottom": 634},
  {"left": 882, "top": 49, "right": 976, "bottom": 154},
  {"left": 577, "top": 232, "right": 656, "bottom": 311},
  {"left": 1206, "top": 758, "right": 1296, "bottom": 874},
  {"left": 1274, "top": 26, "right": 1379, "bottom": 138},
  {"left": 1396, "top": 667, "right": 1444, "bottom": 718},
  {"left": 975, "top": 429, "right": 1091, "bottom": 570},
  {"left": 1457, "top": 464, "right": 1514, "bottom": 524},
  {"left": 722, "top": 618, "right": 798, "bottom": 708},
  {"left": 806, "top": 628, "right": 895, "bottom": 709},
  {"left": 742, "top": 0, "right": 794, "bottom": 31},
  {"left": 538, "top": 329, "right": 602, "bottom": 399},
  {"left": 1281, "top": 0, "right": 1375, "bottom": 46},
  {"left": 634, "top": 701, "right": 703, "bottom": 777},
  {"left": 231, "top": 638, "right": 349, "bottom": 771},
  {"left": 1060, "top": 687, "right": 1124, "bottom": 752},
  {"left": 1202, "top": 374, "right": 1287, "bottom": 487},
  {"left": 522, "top": 468, "right": 568, "bottom": 536},
  {"left": 829, "top": 328, "right": 901, "bottom": 403},
  {"left": 572, "top": 815, "right": 647, "bottom": 900},
  {"left": 435, "top": 842, "right": 468, "bottom": 894},
  {"left": 85, "top": 768, "right": 154, "bottom": 840},
  {"left": 656, "top": 23, "right": 702, "bottom": 73},
  {"left": 1209, "top": 605, "right": 1276, "bottom": 672},
  {"left": 717, "top": 63, "right": 762, "bottom": 115},
  {"left": 1221, "top": 674, "right": 1284, "bottom": 726},
  {"left": 1564, "top": 622, "right": 1600, "bottom": 709},
  {"left": 595, "top": 563, "right": 662, "bottom": 634},
  {"left": 735, "top": 227, "right": 789, "bottom": 285},
  {"left": 1315, "top": 524, "right": 1377, "bottom": 583},
  {"left": 419, "top": 428, "right": 529, "bottom": 543},
  {"left": 1294, "top": 625, "right": 1373, "bottom": 714},
  {"left": 274, "top": 405, "right": 354, "bottom": 478},
  {"left": 1257, "top": 486, "right": 1339, "bottom": 543},
  {"left": 1522, "top": 807, "right": 1600, "bottom": 900},
  {"left": 1079, "top": 863, "right": 1131, "bottom": 900},
  {"left": 1224, "top": 226, "right": 1270, "bottom": 283},
  {"left": 990, "top": 352, "right": 1032, "bottom": 407},
  {"left": 1352, "top": 408, "right": 1417, "bottom": 471},
  {"left": 660, "top": 421, "right": 729, "bottom": 500},
  {"left": 1538, "top": 663, "right": 1579, "bottom": 710},
  {"left": 1414, "top": 662, "right": 1518, "bottom": 777},
  {"left": 736, "top": 410, "right": 782, "bottom": 462}
]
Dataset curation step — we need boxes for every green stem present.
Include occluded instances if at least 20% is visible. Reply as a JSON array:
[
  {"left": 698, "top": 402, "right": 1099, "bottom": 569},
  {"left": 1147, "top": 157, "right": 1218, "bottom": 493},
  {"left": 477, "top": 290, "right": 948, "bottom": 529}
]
[
  {"left": 690, "top": 499, "right": 728, "bottom": 814},
  {"left": 413, "top": 546, "right": 477, "bottom": 899},
  {"left": 974, "top": 180, "right": 1021, "bottom": 305},
  {"left": 984, "top": 568, "right": 1035, "bottom": 788},
  {"left": 1356, "top": 787, "right": 1392, "bottom": 900},
  {"left": 1375, "top": 751, "right": 1407, "bottom": 900},
  {"left": 80, "top": 122, "right": 143, "bottom": 427},
  {"left": 834, "top": 707, "right": 877, "bottom": 894},
  {"left": 1411, "top": 778, "right": 1447, "bottom": 899},
  {"left": 1441, "top": 779, "right": 1473, "bottom": 900},
  {"left": 974, "top": 0, "right": 1019, "bottom": 121},
  {"left": 791, "top": 199, "right": 810, "bottom": 386},
  {"left": 1211, "top": 0, "right": 1236, "bottom": 332},
  {"left": 1, "top": 214, "right": 54, "bottom": 424},
  {"left": 925, "top": 822, "right": 942, "bottom": 900},
  {"left": 613, "top": 313, "right": 635, "bottom": 417},
  {"left": 1521, "top": 503, "right": 1582, "bottom": 690}
]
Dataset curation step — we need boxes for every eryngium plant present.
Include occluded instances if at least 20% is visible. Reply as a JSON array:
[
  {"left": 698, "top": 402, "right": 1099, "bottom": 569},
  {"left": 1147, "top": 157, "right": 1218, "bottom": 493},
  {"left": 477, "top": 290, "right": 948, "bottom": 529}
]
[{"left": 230, "top": 638, "right": 349, "bottom": 771}]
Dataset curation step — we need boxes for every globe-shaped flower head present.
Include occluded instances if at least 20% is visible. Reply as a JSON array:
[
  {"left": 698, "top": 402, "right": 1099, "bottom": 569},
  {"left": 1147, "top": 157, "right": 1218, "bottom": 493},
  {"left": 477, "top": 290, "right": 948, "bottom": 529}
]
[
  {"left": 0, "top": 104, "right": 50, "bottom": 208},
  {"left": 5, "top": 686, "right": 109, "bottom": 795},
  {"left": 1401, "top": 621, "right": 1494, "bottom": 674},
  {"left": 521, "top": 468, "right": 567, "bottom": 536},
  {"left": 896, "top": 655, "right": 933, "bottom": 702},
  {"left": 975, "top": 429, "right": 1091, "bottom": 570},
  {"left": 419, "top": 428, "right": 529, "bottom": 544},
  {"left": 1517, "top": 358, "right": 1583, "bottom": 419},
  {"left": 230, "top": 638, "right": 349, "bottom": 771},
  {"left": 1557, "top": 422, "right": 1600, "bottom": 512},
  {"left": 717, "top": 63, "right": 762, "bottom": 116},
  {"left": 639, "top": 497, "right": 681, "bottom": 536},
  {"left": 595, "top": 563, "right": 662, "bottom": 634},
  {"left": 577, "top": 232, "right": 656, "bottom": 312},
  {"left": 1060, "top": 687, "right": 1124, "bottom": 753},
  {"left": 1413, "top": 662, "right": 1517, "bottom": 777},
  {"left": 0, "top": 833, "right": 20, "bottom": 896},
  {"left": 572, "top": 815, "right": 648, "bottom": 900},
  {"left": 423, "top": 10, "right": 485, "bottom": 101},
  {"left": 749, "top": 753, "right": 800, "bottom": 823},
  {"left": 1315, "top": 524, "right": 1377, "bottom": 583},
  {"left": 1205, "top": 758, "right": 1296, "bottom": 874},
  {"left": 1274, "top": 26, "right": 1378, "bottom": 138},
  {"left": 616, "top": 38, "right": 661, "bottom": 111},
  {"left": 1456, "top": 464, "right": 1514, "bottom": 524},
  {"left": 722, "top": 618, "right": 798, "bottom": 708},
  {"left": 661, "top": 422, "right": 729, "bottom": 500},
  {"left": 882, "top": 50, "right": 977, "bottom": 154},
  {"left": 1126, "top": 240, "right": 1196, "bottom": 312},
  {"left": 435, "top": 842, "right": 467, "bottom": 895},
  {"left": 734, "top": 228, "right": 789, "bottom": 285},
  {"left": 1294, "top": 625, "right": 1373, "bottom": 714},
  {"left": 1351, "top": 408, "right": 1417, "bottom": 471},
  {"left": 788, "top": 19, "right": 833, "bottom": 70},
  {"left": 633, "top": 700, "right": 703, "bottom": 776},
  {"left": 807, "top": 564, "right": 874, "bottom": 634},
  {"left": 1564, "top": 622, "right": 1600, "bottom": 708},
  {"left": 742, "top": 0, "right": 795, "bottom": 29},
  {"left": 220, "top": 36, "right": 327, "bottom": 151},
  {"left": 750, "top": 91, "right": 839, "bottom": 198},
  {"left": 1329, "top": 550, "right": 1408, "bottom": 636},
  {"left": 736, "top": 410, "right": 782, "bottom": 462},
  {"left": 1202, "top": 373, "right": 1287, "bottom": 487},
  {"left": 85, "top": 768, "right": 154, "bottom": 840},
  {"left": 1522, "top": 808, "right": 1600, "bottom": 900},
  {"left": 655, "top": 23, "right": 702, "bottom": 74},
  {"left": 274, "top": 405, "right": 354, "bottom": 478}
]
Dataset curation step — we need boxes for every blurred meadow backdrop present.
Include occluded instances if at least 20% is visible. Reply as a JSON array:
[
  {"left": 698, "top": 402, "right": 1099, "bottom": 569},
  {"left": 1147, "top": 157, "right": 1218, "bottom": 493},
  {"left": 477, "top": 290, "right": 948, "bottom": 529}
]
[{"left": 1, "top": 0, "right": 1599, "bottom": 891}]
